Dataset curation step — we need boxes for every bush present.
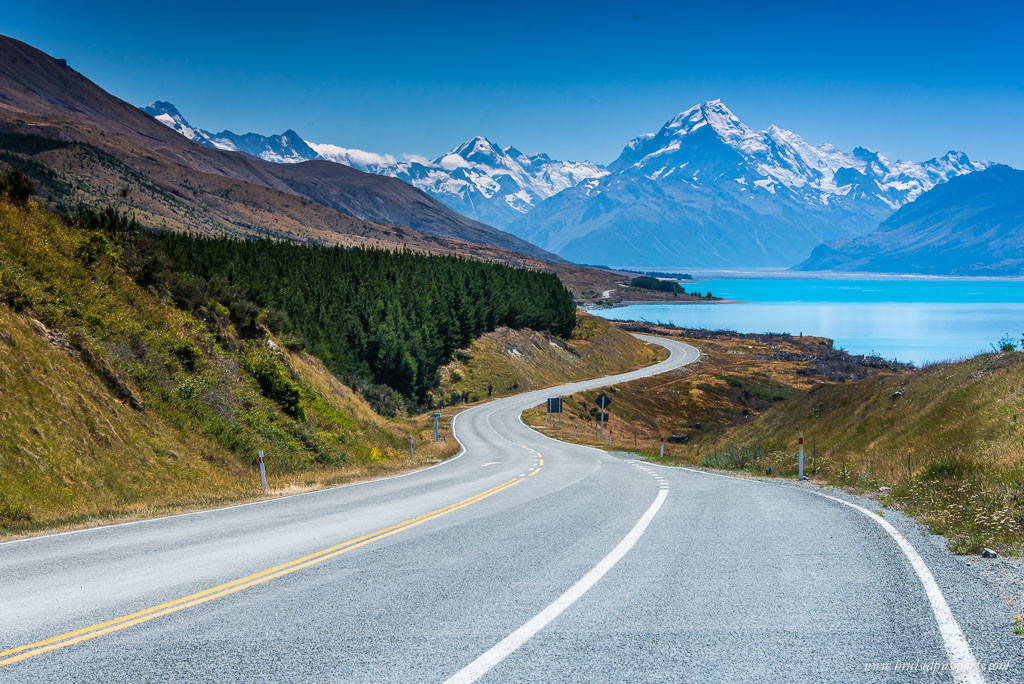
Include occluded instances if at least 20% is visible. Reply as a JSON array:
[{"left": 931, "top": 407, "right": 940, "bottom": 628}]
[
  {"left": 0, "top": 168, "right": 34, "bottom": 205},
  {"left": 172, "top": 340, "right": 202, "bottom": 372},
  {"left": 921, "top": 457, "right": 978, "bottom": 480},
  {"left": 241, "top": 345, "right": 304, "bottom": 420},
  {"left": 700, "top": 446, "right": 764, "bottom": 470}
]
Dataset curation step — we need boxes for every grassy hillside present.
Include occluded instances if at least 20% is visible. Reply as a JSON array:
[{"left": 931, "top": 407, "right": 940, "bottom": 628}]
[
  {"left": 0, "top": 199, "right": 476, "bottom": 534},
  {"left": 521, "top": 324, "right": 904, "bottom": 450},
  {"left": 694, "top": 351, "right": 1024, "bottom": 554},
  {"left": 434, "top": 314, "right": 664, "bottom": 405}
]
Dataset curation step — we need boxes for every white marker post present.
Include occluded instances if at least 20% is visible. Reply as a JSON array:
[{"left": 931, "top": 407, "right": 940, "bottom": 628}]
[
  {"left": 410, "top": 438, "right": 415, "bottom": 463},
  {"left": 573, "top": 424, "right": 578, "bottom": 439},
  {"left": 660, "top": 438, "right": 665, "bottom": 459},
  {"left": 258, "top": 450, "right": 267, "bottom": 493},
  {"left": 798, "top": 431, "right": 805, "bottom": 480}
]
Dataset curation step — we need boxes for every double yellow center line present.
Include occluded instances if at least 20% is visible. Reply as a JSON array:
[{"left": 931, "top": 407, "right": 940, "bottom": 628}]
[{"left": 1, "top": 477, "right": 523, "bottom": 667}]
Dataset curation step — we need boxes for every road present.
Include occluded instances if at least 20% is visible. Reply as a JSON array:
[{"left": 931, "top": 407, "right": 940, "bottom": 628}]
[{"left": 1, "top": 335, "right": 1020, "bottom": 682}]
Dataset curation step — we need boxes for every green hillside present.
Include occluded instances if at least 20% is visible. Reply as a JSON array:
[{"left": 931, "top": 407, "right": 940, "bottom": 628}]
[{"left": 0, "top": 190, "right": 576, "bottom": 533}]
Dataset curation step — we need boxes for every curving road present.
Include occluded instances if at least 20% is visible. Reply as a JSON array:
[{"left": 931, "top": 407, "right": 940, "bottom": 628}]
[{"left": 0, "top": 335, "right": 1019, "bottom": 682}]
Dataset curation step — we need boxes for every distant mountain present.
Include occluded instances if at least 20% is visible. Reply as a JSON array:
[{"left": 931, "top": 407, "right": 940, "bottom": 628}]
[
  {"left": 142, "top": 101, "right": 320, "bottom": 163},
  {"left": 507, "top": 100, "right": 988, "bottom": 268},
  {"left": 144, "top": 102, "right": 606, "bottom": 228},
  {"left": 376, "top": 137, "right": 606, "bottom": 228},
  {"left": 0, "top": 36, "right": 561, "bottom": 265},
  {"left": 794, "top": 165, "right": 1024, "bottom": 275}
]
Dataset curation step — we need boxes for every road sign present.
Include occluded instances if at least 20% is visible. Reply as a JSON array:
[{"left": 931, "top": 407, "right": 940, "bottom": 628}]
[
  {"left": 595, "top": 393, "right": 612, "bottom": 409},
  {"left": 596, "top": 412, "right": 610, "bottom": 422},
  {"left": 430, "top": 413, "right": 442, "bottom": 442},
  {"left": 547, "top": 397, "right": 562, "bottom": 413}
]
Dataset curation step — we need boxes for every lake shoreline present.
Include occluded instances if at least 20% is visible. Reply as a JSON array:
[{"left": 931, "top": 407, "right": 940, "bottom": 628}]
[
  {"left": 581, "top": 298, "right": 742, "bottom": 311},
  {"left": 588, "top": 278, "right": 1024, "bottom": 365}
]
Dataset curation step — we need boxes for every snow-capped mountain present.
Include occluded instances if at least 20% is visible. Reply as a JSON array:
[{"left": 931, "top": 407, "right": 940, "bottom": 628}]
[
  {"left": 310, "top": 136, "right": 605, "bottom": 227},
  {"left": 378, "top": 137, "right": 606, "bottom": 228},
  {"left": 141, "top": 101, "right": 319, "bottom": 163},
  {"left": 143, "top": 101, "right": 604, "bottom": 227},
  {"left": 795, "top": 165, "right": 1024, "bottom": 275},
  {"left": 508, "top": 100, "right": 988, "bottom": 267}
]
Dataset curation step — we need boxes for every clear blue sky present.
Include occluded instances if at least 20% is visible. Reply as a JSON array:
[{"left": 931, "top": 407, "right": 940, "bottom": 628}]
[{"left": 5, "top": 0, "right": 1023, "bottom": 166}]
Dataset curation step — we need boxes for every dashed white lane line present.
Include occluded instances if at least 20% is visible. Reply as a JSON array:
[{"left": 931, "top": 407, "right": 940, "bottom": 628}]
[{"left": 444, "top": 487, "right": 669, "bottom": 684}]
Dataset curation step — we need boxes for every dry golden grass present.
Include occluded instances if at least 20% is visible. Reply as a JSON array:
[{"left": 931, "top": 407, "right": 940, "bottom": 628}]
[
  {"left": 520, "top": 322, "right": 1024, "bottom": 554},
  {"left": 521, "top": 329, "right": 840, "bottom": 452},
  {"left": 435, "top": 313, "right": 664, "bottom": 404}
]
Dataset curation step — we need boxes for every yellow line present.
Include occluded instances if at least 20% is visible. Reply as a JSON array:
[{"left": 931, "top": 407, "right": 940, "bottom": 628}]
[
  {"left": 0, "top": 478, "right": 522, "bottom": 667},
  {"left": 527, "top": 467, "right": 540, "bottom": 477},
  {"left": 538, "top": 458, "right": 544, "bottom": 466}
]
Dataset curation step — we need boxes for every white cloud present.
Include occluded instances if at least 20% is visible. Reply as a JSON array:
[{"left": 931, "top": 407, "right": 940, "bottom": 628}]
[
  {"left": 401, "top": 153, "right": 431, "bottom": 164},
  {"left": 305, "top": 141, "right": 397, "bottom": 169},
  {"left": 438, "top": 153, "right": 472, "bottom": 170}
]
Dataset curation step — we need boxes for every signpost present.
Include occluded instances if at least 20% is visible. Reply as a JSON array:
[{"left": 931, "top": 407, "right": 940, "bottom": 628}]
[
  {"left": 596, "top": 393, "right": 611, "bottom": 442},
  {"left": 431, "top": 413, "right": 442, "bottom": 442},
  {"left": 547, "top": 397, "right": 562, "bottom": 428}
]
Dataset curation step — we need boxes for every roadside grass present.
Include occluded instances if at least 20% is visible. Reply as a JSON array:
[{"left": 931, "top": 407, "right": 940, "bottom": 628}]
[
  {"left": 520, "top": 328, "right": 842, "bottom": 452},
  {"left": 521, "top": 325, "right": 1024, "bottom": 555},
  {"left": 0, "top": 200, "right": 458, "bottom": 535},
  {"left": 434, "top": 313, "right": 664, "bottom": 405}
]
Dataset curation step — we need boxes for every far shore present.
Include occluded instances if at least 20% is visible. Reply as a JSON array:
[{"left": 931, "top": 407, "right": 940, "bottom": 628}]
[{"left": 582, "top": 298, "right": 743, "bottom": 311}]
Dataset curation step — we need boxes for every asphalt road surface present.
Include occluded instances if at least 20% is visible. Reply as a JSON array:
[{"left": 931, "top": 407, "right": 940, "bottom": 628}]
[{"left": 1, "top": 335, "right": 1020, "bottom": 682}]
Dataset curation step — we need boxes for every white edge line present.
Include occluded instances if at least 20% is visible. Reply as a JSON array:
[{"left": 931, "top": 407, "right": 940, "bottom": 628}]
[
  {"left": 817, "top": 493, "right": 984, "bottom": 684},
  {"left": 443, "top": 488, "right": 669, "bottom": 684},
  {"left": 638, "top": 462, "right": 985, "bottom": 684},
  {"left": 0, "top": 411, "right": 472, "bottom": 547}
]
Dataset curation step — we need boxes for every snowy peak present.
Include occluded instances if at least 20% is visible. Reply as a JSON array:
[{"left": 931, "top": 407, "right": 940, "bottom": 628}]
[
  {"left": 142, "top": 100, "right": 208, "bottom": 144},
  {"left": 141, "top": 101, "right": 317, "bottom": 163},
  {"left": 142, "top": 98, "right": 606, "bottom": 228},
  {"left": 609, "top": 99, "right": 988, "bottom": 209},
  {"left": 446, "top": 136, "right": 503, "bottom": 165},
  {"left": 385, "top": 135, "right": 607, "bottom": 226}
]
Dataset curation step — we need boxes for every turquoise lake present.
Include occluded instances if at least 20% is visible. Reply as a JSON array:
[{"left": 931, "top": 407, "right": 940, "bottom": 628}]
[{"left": 592, "top": 279, "right": 1024, "bottom": 365}]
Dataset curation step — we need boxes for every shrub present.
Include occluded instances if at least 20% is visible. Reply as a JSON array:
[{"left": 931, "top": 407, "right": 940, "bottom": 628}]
[
  {"left": 0, "top": 168, "right": 34, "bottom": 205},
  {"left": 241, "top": 345, "right": 304, "bottom": 420},
  {"left": 921, "top": 457, "right": 978, "bottom": 480},
  {"left": 172, "top": 340, "right": 202, "bottom": 372},
  {"left": 992, "top": 334, "right": 1019, "bottom": 352}
]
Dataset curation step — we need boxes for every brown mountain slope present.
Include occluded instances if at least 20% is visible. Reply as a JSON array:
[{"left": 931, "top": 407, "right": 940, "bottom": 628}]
[{"left": 0, "top": 34, "right": 561, "bottom": 263}]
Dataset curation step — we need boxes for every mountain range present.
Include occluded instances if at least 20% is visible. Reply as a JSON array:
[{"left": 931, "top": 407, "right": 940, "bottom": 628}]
[
  {"left": 795, "top": 165, "right": 1024, "bottom": 276},
  {"left": 0, "top": 35, "right": 570, "bottom": 269},
  {"left": 142, "top": 101, "right": 606, "bottom": 229},
  {"left": 142, "top": 101, "right": 320, "bottom": 163},
  {"left": 144, "top": 98, "right": 991, "bottom": 268},
  {"left": 509, "top": 100, "right": 989, "bottom": 267}
]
